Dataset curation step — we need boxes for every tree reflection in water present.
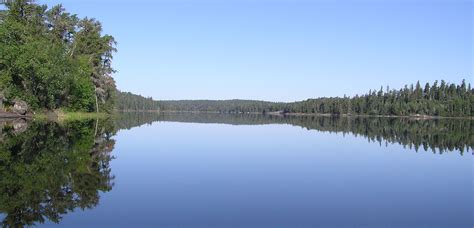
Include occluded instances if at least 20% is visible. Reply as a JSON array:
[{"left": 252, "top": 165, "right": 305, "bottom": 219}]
[
  {"left": 0, "top": 119, "right": 116, "bottom": 227},
  {"left": 0, "top": 113, "right": 471, "bottom": 227},
  {"left": 116, "top": 112, "right": 473, "bottom": 155}
]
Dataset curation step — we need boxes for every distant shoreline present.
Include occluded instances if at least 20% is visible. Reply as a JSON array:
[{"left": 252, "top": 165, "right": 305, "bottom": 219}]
[
  {"left": 1, "top": 110, "right": 471, "bottom": 121},
  {"left": 267, "top": 112, "right": 474, "bottom": 120},
  {"left": 115, "top": 110, "right": 474, "bottom": 120}
]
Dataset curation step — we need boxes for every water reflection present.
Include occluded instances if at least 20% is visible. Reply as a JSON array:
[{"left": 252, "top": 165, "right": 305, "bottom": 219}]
[
  {"left": 0, "top": 113, "right": 471, "bottom": 227},
  {"left": 117, "top": 112, "right": 473, "bottom": 154},
  {"left": 0, "top": 119, "right": 115, "bottom": 227}
]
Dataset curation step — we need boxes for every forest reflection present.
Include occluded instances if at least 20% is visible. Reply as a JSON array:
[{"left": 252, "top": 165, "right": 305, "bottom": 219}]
[
  {"left": 0, "top": 119, "right": 116, "bottom": 227},
  {"left": 116, "top": 112, "right": 473, "bottom": 155},
  {"left": 0, "top": 112, "right": 471, "bottom": 226}
]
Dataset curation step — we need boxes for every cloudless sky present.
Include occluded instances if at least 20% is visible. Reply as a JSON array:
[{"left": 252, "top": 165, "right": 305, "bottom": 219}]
[{"left": 39, "top": 0, "right": 471, "bottom": 102}]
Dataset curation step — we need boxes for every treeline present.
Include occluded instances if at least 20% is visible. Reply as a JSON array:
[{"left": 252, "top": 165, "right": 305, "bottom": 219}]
[
  {"left": 289, "top": 80, "right": 472, "bottom": 117},
  {"left": 158, "top": 99, "right": 285, "bottom": 113},
  {"left": 147, "top": 80, "right": 472, "bottom": 117},
  {"left": 116, "top": 91, "right": 160, "bottom": 111},
  {"left": 0, "top": 0, "right": 116, "bottom": 112}
]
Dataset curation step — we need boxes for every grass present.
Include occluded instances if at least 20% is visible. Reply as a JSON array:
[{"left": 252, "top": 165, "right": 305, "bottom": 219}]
[
  {"left": 32, "top": 110, "right": 111, "bottom": 122},
  {"left": 57, "top": 111, "right": 110, "bottom": 121}
]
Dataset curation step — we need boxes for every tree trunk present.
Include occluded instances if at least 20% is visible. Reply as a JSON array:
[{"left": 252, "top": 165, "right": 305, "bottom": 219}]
[
  {"left": 95, "top": 93, "right": 99, "bottom": 113},
  {"left": 94, "top": 117, "right": 99, "bottom": 137}
]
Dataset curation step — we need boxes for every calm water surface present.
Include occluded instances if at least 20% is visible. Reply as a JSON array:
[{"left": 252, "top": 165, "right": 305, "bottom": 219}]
[{"left": 0, "top": 114, "right": 472, "bottom": 227}]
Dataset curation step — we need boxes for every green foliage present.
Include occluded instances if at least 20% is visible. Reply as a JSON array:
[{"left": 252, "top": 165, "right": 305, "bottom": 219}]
[
  {"left": 0, "top": 0, "right": 116, "bottom": 112},
  {"left": 116, "top": 90, "right": 160, "bottom": 111},
  {"left": 153, "top": 80, "right": 473, "bottom": 117},
  {"left": 288, "top": 80, "right": 472, "bottom": 117},
  {"left": 158, "top": 99, "right": 285, "bottom": 113}
]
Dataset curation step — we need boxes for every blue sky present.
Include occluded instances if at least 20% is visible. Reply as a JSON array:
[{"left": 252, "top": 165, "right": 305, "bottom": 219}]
[{"left": 40, "top": 0, "right": 471, "bottom": 102}]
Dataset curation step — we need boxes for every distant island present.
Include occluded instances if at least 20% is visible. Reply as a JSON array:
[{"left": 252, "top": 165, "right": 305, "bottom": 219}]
[{"left": 0, "top": 1, "right": 472, "bottom": 119}]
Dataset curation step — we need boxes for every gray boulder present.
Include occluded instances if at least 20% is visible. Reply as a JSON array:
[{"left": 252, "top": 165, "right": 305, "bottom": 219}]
[
  {"left": 12, "top": 119, "right": 28, "bottom": 135},
  {"left": 12, "top": 99, "right": 28, "bottom": 115}
]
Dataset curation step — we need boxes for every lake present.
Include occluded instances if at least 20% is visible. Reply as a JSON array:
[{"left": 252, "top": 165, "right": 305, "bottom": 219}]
[{"left": 0, "top": 113, "right": 472, "bottom": 228}]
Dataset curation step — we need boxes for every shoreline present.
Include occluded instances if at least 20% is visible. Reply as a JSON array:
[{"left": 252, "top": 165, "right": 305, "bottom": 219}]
[
  {"left": 151, "top": 110, "right": 474, "bottom": 120},
  {"left": 0, "top": 111, "right": 110, "bottom": 122},
  {"left": 1, "top": 110, "right": 472, "bottom": 121},
  {"left": 269, "top": 112, "right": 474, "bottom": 120},
  {"left": 0, "top": 112, "right": 33, "bottom": 119}
]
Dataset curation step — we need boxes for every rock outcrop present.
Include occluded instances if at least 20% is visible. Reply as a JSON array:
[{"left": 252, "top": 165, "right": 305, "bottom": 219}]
[
  {"left": 12, "top": 119, "right": 28, "bottom": 135},
  {"left": 12, "top": 99, "right": 28, "bottom": 115}
]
